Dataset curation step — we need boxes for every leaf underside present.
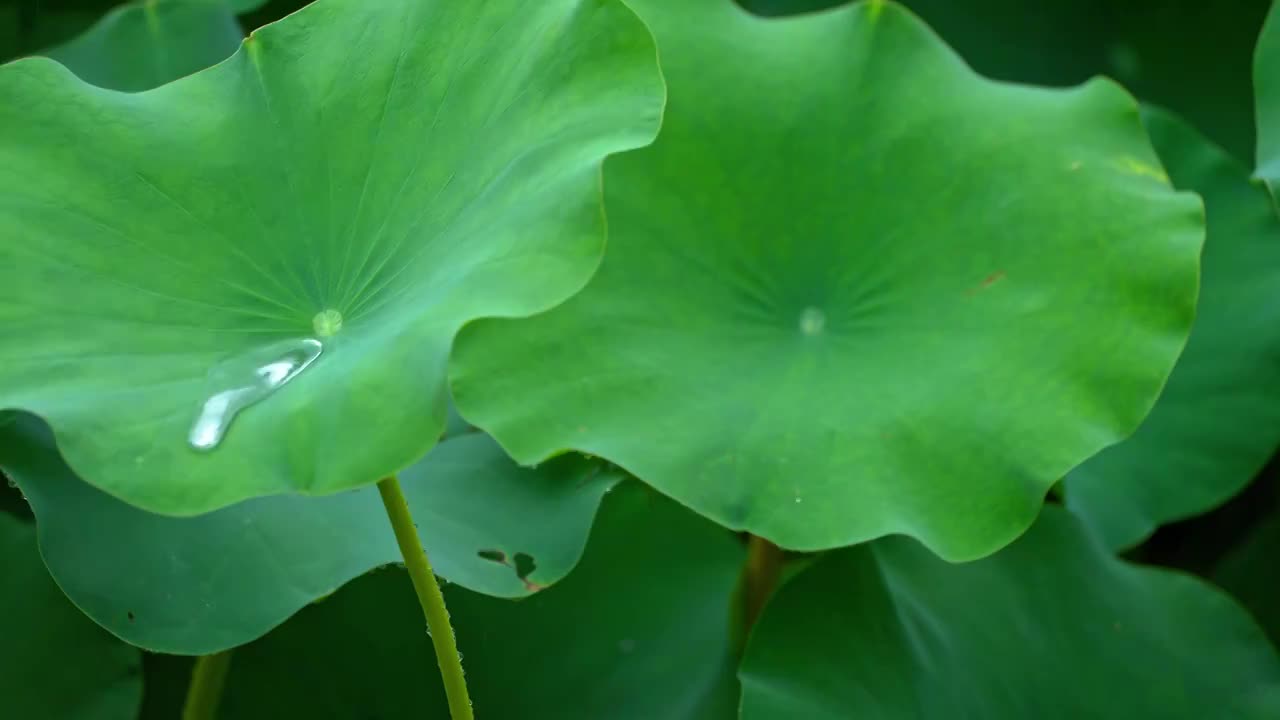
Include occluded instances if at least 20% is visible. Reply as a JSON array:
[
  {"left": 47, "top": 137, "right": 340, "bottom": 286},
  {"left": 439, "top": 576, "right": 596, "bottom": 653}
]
[{"left": 1, "top": 415, "right": 619, "bottom": 654}]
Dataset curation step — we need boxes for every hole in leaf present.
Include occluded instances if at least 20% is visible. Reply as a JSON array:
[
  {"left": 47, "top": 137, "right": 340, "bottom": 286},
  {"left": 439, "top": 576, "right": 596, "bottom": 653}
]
[
  {"left": 514, "top": 552, "right": 536, "bottom": 580},
  {"left": 477, "top": 549, "right": 507, "bottom": 563},
  {"left": 476, "top": 548, "right": 544, "bottom": 592},
  {"left": 127, "top": 611, "right": 135, "bottom": 622}
]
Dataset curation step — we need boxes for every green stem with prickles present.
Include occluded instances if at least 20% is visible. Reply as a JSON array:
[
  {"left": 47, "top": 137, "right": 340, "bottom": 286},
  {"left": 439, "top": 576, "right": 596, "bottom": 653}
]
[{"left": 377, "top": 475, "right": 474, "bottom": 719}]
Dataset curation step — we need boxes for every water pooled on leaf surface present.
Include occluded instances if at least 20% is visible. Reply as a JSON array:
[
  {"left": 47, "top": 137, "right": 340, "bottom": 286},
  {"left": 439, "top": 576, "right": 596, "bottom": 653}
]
[{"left": 187, "top": 338, "right": 323, "bottom": 452}]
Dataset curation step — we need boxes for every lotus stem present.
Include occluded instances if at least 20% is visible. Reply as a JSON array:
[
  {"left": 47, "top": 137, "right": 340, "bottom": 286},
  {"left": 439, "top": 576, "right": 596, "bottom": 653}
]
[
  {"left": 377, "top": 475, "right": 474, "bottom": 720},
  {"left": 181, "top": 650, "right": 233, "bottom": 720},
  {"left": 736, "top": 534, "right": 785, "bottom": 651}
]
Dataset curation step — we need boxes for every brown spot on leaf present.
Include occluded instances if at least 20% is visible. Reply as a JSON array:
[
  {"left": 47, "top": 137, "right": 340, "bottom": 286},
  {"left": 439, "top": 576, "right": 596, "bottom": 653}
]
[{"left": 966, "top": 270, "right": 1006, "bottom": 296}]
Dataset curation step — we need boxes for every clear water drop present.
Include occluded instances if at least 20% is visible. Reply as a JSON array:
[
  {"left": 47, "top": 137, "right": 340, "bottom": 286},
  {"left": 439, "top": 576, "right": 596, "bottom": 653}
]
[{"left": 187, "top": 337, "right": 323, "bottom": 452}]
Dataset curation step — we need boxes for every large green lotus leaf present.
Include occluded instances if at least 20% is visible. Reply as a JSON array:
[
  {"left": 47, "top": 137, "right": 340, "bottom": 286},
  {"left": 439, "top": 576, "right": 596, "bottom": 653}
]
[
  {"left": 739, "top": 506, "right": 1280, "bottom": 719},
  {"left": 1063, "top": 109, "right": 1280, "bottom": 550},
  {"left": 0, "top": 414, "right": 618, "bottom": 654},
  {"left": 201, "top": 483, "right": 742, "bottom": 718},
  {"left": 1215, "top": 508, "right": 1280, "bottom": 647},
  {"left": 41, "top": 0, "right": 244, "bottom": 92},
  {"left": 742, "top": 0, "right": 1268, "bottom": 163},
  {"left": 0, "top": 0, "right": 663, "bottom": 515},
  {"left": 450, "top": 0, "right": 1203, "bottom": 560},
  {"left": 0, "top": 513, "right": 143, "bottom": 719},
  {"left": 1257, "top": 0, "right": 1280, "bottom": 191}
]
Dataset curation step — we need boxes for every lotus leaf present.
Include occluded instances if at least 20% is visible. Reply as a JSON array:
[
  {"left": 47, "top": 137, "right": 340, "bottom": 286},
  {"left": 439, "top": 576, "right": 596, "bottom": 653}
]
[
  {"left": 0, "top": 415, "right": 618, "bottom": 653},
  {"left": 1255, "top": 0, "right": 1280, "bottom": 190},
  {"left": 739, "top": 507, "right": 1280, "bottom": 719},
  {"left": 451, "top": 0, "right": 1203, "bottom": 559},
  {"left": 0, "top": 513, "right": 143, "bottom": 719},
  {"left": 1065, "top": 108, "right": 1280, "bottom": 549},
  {"left": 42, "top": 0, "right": 243, "bottom": 92},
  {"left": 210, "top": 484, "right": 742, "bottom": 718},
  {"left": 0, "top": 0, "right": 664, "bottom": 514}
]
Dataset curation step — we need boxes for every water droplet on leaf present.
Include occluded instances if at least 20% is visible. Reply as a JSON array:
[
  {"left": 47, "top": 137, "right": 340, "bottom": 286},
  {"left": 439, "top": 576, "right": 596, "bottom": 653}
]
[{"left": 187, "top": 337, "right": 323, "bottom": 452}]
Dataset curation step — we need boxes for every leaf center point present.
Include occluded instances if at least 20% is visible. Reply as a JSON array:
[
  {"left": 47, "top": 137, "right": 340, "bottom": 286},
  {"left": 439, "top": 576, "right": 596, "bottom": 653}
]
[
  {"left": 798, "top": 307, "right": 826, "bottom": 336},
  {"left": 312, "top": 309, "right": 344, "bottom": 338}
]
